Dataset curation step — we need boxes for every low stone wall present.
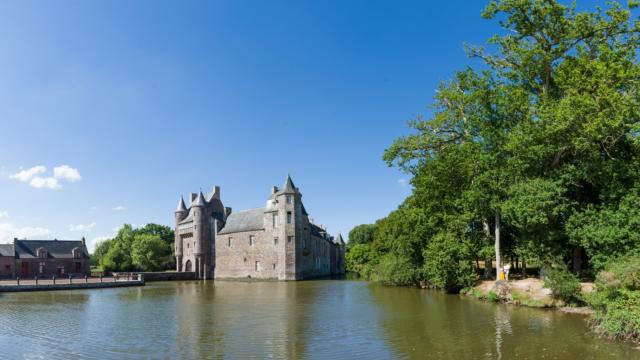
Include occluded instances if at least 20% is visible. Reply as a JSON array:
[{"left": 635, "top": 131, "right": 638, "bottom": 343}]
[
  {"left": 113, "top": 271, "right": 196, "bottom": 282},
  {"left": 0, "top": 280, "right": 144, "bottom": 293}
]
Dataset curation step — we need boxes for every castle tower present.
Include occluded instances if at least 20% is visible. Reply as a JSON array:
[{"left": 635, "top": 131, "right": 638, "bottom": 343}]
[
  {"left": 191, "top": 191, "right": 210, "bottom": 279},
  {"left": 175, "top": 196, "right": 188, "bottom": 272},
  {"left": 274, "top": 175, "right": 303, "bottom": 280}
]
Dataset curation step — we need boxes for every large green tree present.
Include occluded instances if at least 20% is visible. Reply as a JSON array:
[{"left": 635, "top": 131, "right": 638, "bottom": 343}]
[{"left": 350, "top": 0, "right": 640, "bottom": 291}]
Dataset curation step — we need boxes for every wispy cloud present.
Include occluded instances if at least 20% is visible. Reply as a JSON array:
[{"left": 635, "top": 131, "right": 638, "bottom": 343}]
[
  {"left": 10, "top": 165, "right": 81, "bottom": 190},
  {"left": 0, "top": 223, "right": 53, "bottom": 242},
  {"left": 113, "top": 206, "right": 126, "bottom": 211},
  {"left": 398, "top": 178, "right": 408, "bottom": 187},
  {"left": 0, "top": 211, "right": 8, "bottom": 219},
  {"left": 68, "top": 222, "right": 96, "bottom": 232}
]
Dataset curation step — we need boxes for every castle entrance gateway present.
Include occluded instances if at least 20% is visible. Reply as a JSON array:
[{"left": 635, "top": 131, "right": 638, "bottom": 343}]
[{"left": 185, "top": 260, "right": 192, "bottom": 272}]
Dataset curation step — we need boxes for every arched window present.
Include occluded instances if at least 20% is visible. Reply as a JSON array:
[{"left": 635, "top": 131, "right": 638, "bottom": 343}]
[
  {"left": 36, "top": 247, "right": 47, "bottom": 259},
  {"left": 72, "top": 247, "right": 82, "bottom": 259}
]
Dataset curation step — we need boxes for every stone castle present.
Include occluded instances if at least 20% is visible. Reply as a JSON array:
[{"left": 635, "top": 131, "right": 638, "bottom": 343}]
[{"left": 174, "top": 176, "right": 345, "bottom": 280}]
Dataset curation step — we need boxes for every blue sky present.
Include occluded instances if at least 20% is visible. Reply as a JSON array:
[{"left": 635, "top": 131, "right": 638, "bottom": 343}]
[{"left": 0, "top": 0, "right": 605, "bottom": 251}]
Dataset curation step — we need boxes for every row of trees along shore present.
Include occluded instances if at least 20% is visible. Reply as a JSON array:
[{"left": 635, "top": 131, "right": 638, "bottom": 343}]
[{"left": 346, "top": 0, "right": 640, "bottom": 341}]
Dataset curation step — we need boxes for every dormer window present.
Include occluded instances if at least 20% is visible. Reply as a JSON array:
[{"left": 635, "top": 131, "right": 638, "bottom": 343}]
[
  {"left": 286, "top": 195, "right": 293, "bottom": 204},
  {"left": 37, "top": 247, "right": 47, "bottom": 258},
  {"left": 72, "top": 247, "right": 82, "bottom": 259}
]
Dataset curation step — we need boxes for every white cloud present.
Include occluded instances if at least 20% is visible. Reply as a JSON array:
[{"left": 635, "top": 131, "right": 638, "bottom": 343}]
[
  {"left": 10, "top": 165, "right": 81, "bottom": 190},
  {"left": 0, "top": 211, "right": 8, "bottom": 219},
  {"left": 29, "top": 177, "right": 61, "bottom": 189},
  {"left": 0, "top": 223, "right": 53, "bottom": 243},
  {"left": 53, "top": 165, "right": 81, "bottom": 182},
  {"left": 10, "top": 165, "right": 46, "bottom": 182},
  {"left": 68, "top": 222, "right": 96, "bottom": 232},
  {"left": 113, "top": 206, "right": 126, "bottom": 211},
  {"left": 398, "top": 178, "right": 408, "bottom": 186}
]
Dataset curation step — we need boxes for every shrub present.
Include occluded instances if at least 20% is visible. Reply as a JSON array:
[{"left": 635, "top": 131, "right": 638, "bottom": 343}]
[
  {"left": 542, "top": 265, "right": 583, "bottom": 305},
  {"left": 346, "top": 243, "right": 372, "bottom": 275},
  {"left": 422, "top": 232, "right": 477, "bottom": 293},
  {"left": 369, "top": 253, "right": 419, "bottom": 286},
  {"left": 589, "top": 254, "right": 640, "bottom": 341}
]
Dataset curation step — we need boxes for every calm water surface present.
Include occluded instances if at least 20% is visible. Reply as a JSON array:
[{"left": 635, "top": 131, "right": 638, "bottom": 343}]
[{"left": 0, "top": 280, "right": 637, "bottom": 359}]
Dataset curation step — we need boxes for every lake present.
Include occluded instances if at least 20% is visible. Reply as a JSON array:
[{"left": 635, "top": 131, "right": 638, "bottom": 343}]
[{"left": 0, "top": 280, "right": 637, "bottom": 359}]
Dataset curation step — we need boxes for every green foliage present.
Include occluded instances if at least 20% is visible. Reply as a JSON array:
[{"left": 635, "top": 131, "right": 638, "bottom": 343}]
[
  {"left": 368, "top": 254, "right": 419, "bottom": 287},
  {"left": 95, "top": 223, "right": 174, "bottom": 272},
  {"left": 347, "top": 224, "right": 376, "bottom": 248},
  {"left": 422, "top": 231, "right": 478, "bottom": 293},
  {"left": 487, "top": 291, "right": 499, "bottom": 302},
  {"left": 346, "top": 243, "right": 372, "bottom": 275},
  {"left": 543, "top": 264, "right": 583, "bottom": 305},
  {"left": 131, "top": 234, "right": 171, "bottom": 272},
  {"left": 589, "top": 255, "right": 640, "bottom": 341},
  {"left": 567, "top": 187, "right": 640, "bottom": 272},
  {"left": 351, "top": 0, "right": 640, "bottom": 311}
]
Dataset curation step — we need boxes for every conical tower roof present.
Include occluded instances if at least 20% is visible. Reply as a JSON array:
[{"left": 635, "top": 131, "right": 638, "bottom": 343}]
[
  {"left": 192, "top": 191, "right": 206, "bottom": 207},
  {"left": 176, "top": 196, "right": 187, "bottom": 212},
  {"left": 336, "top": 233, "right": 345, "bottom": 245},
  {"left": 281, "top": 175, "right": 297, "bottom": 193}
]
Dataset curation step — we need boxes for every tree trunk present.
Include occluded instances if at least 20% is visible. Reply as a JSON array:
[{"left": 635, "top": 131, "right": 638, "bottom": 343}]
[
  {"left": 573, "top": 247, "right": 583, "bottom": 274},
  {"left": 495, "top": 209, "right": 501, "bottom": 281},
  {"left": 483, "top": 218, "right": 492, "bottom": 279}
]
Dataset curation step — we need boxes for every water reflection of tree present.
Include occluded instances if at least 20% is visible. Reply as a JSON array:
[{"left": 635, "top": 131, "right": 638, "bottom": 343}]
[
  {"left": 368, "top": 285, "right": 505, "bottom": 358},
  {"left": 368, "top": 285, "right": 635, "bottom": 359}
]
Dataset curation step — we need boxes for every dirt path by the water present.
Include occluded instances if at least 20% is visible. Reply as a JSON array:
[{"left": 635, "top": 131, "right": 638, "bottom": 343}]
[{"left": 470, "top": 278, "right": 594, "bottom": 314}]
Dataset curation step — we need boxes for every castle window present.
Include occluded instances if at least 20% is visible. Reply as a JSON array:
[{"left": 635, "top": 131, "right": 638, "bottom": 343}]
[
  {"left": 288, "top": 236, "right": 293, "bottom": 244},
  {"left": 287, "top": 212, "right": 292, "bottom": 224},
  {"left": 255, "top": 261, "right": 261, "bottom": 272},
  {"left": 37, "top": 247, "right": 47, "bottom": 259},
  {"left": 272, "top": 213, "right": 278, "bottom": 228},
  {"left": 286, "top": 195, "right": 293, "bottom": 204},
  {"left": 272, "top": 263, "right": 276, "bottom": 270},
  {"left": 249, "top": 235, "right": 255, "bottom": 246},
  {"left": 274, "top": 237, "right": 278, "bottom": 246},
  {"left": 228, "top": 237, "right": 233, "bottom": 247},
  {"left": 39, "top": 262, "right": 45, "bottom": 274},
  {"left": 302, "top": 238, "right": 306, "bottom": 249},
  {"left": 72, "top": 247, "right": 82, "bottom": 259}
]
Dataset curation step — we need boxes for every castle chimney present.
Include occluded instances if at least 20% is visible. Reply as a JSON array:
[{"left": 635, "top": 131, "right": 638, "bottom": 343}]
[
  {"left": 272, "top": 186, "right": 278, "bottom": 194},
  {"left": 82, "top": 237, "right": 86, "bottom": 245},
  {"left": 212, "top": 186, "right": 221, "bottom": 199}
]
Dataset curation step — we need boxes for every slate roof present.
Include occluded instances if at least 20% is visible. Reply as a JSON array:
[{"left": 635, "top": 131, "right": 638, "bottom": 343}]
[
  {"left": 192, "top": 191, "right": 206, "bottom": 207},
  {"left": 14, "top": 240, "right": 88, "bottom": 259},
  {"left": 176, "top": 196, "right": 187, "bottom": 212},
  {"left": 310, "top": 223, "right": 325, "bottom": 238},
  {"left": 218, "top": 208, "right": 264, "bottom": 235},
  {"left": 0, "top": 244, "right": 14, "bottom": 257}
]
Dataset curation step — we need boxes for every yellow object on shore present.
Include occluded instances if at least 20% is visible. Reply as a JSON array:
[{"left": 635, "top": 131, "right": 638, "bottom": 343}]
[{"left": 499, "top": 271, "right": 505, "bottom": 281}]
